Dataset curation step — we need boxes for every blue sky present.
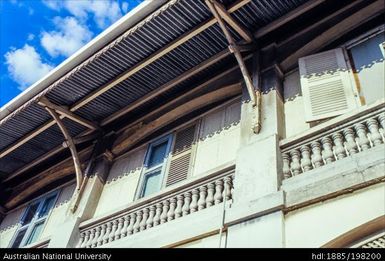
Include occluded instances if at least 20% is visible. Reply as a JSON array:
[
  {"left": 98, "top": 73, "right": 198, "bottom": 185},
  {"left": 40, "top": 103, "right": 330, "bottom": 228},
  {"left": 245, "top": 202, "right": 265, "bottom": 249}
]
[{"left": 0, "top": 0, "right": 143, "bottom": 107}]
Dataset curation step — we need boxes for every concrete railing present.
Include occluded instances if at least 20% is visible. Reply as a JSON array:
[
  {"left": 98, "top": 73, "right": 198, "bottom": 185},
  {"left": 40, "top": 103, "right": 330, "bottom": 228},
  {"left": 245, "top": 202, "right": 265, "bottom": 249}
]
[
  {"left": 280, "top": 100, "right": 385, "bottom": 179},
  {"left": 77, "top": 170, "right": 234, "bottom": 248}
]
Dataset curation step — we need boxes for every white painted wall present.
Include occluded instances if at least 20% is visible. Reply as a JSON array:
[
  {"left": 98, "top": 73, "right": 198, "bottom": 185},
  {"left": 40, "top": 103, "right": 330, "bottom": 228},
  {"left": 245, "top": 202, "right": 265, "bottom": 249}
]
[
  {"left": 93, "top": 101, "right": 241, "bottom": 218},
  {"left": 0, "top": 207, "right": 24, "bottom": 248},
  {"left": 283, "top": 70, "right": 310, "bottom": 138},
  {"left": 176, "top": 233, "right": 226, "bottom": 248},
  {"left": 40, "top": 183, "right": 76, "bottom": 240},
  {"left": 284, "top": 32, "right": 385, "bottom": 139},
  {"left": 193, "top": 100, "right": 241, "bottom": 176},
  {"left": 93, "top": 146, "right": 146, "bottom": 217},
  {"left": 227, "top": 211, "right": 284, "bottom": 248},
  {"left": 285, "top": 183, "right": 385, "bottom": 247}
]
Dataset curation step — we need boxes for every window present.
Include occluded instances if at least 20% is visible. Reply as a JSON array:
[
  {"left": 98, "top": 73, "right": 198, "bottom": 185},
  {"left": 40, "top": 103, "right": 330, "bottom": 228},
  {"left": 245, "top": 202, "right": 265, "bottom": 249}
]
[
  {"left": 10, "top": 192, "right": 58, "bottom": 248},
  {"left": 139, "top": 135, "right": 173, "bottom": 198},
  {"left": 298, "top": 48, "right": 359, "bottom": 122},
  {"left": 136, "top": 123, "right": 198, "bottom": 198}
]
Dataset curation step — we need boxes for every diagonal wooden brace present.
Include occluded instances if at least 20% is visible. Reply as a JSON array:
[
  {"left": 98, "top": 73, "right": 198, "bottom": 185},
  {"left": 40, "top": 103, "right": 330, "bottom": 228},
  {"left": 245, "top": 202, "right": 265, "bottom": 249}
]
[
  {"left": 45, "top": 107, "right": 83, "bottom": 190},
  {"left": 39, "top": 96, "right": 99, "bottom": 130},
  {"left": 205, "top": 0, "right": 261, "bottom": 133}
]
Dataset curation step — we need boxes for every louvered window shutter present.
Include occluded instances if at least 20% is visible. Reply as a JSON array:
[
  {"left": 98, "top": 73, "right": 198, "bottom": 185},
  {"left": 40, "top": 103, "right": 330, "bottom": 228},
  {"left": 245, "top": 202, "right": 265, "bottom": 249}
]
[
  {"left": 165, "top": 124, "right": 197, "bottom": 187},
  {"left": 298, "top": 48, "right": 358, "bottom": 122}
]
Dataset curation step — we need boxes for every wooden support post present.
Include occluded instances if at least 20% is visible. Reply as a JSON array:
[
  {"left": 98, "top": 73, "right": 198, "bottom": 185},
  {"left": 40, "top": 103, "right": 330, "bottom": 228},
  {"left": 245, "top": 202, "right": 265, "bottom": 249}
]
[
  {"left": 69, "top": 138, "right": 102, "bottom": 213},
  {"left": 39, "top": 97, "right": 99, "bottom": 130},
  {"left": 45, "top": 107, "right": 83, "bottom": 191},
  {"left": 205, "top": 0, "right": 261, "bottom": 133}
]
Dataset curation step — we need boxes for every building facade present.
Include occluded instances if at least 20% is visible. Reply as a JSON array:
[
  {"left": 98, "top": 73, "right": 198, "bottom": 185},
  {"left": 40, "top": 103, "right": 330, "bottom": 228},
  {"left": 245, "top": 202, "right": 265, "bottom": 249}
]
[{"left": 0, "top": 0, "right": 384, "bottom": 248}]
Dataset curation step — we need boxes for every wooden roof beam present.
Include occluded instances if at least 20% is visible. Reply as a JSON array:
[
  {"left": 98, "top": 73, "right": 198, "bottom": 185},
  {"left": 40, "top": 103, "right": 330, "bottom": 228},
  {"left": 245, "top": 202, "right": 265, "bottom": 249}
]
[
  {"left": 0, "top": 0, "right": 251, "bottom": 159},
  {"left": 112, "top": 84, "right": 241, "bottom": 155},
  {"left": 38, "top": 97, "right": 99, "bottom": 130},
  {"left": 211, "top": 0, "right": 253, "bottom": 43},
  {"left": 280, "top": 0, "right": 383, "bottom": 71}
]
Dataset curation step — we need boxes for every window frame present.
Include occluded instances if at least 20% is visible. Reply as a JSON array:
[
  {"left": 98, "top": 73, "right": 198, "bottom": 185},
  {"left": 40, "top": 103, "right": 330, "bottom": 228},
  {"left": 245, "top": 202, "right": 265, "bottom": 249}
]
[
  {"left": 9, "top": 191, "right": 58, "bottom": 248},
  {"left": 136, "top": 134, "right": 173, "bottom": 199}
]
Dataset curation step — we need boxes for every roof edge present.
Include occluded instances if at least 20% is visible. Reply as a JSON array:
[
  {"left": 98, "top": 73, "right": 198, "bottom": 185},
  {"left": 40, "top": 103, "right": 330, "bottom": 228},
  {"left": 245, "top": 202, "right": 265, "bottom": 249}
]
[{"left": 0, "top": 0, "right": 166, "bottom": 121}]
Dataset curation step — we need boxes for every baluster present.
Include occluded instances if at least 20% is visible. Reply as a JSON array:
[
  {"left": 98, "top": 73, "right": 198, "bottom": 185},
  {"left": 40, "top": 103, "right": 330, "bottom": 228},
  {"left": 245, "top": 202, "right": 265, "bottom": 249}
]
[
  {"left": 77, "top": 232, "right": 85, "bottom": 248},
  {"left": 109, "top": 220, "right": 118, "bottom": 242},
  {"left": 146, "top": 205, "right": 155, "bottom": 229},
  {"left": 133, "top": 210, "right": 142, "bottom": 233},
  {"left": 300, "top": 145, "right": 313, "bottom": 172},
  {"left": 167, "top": 198, "right": 176, "bottom": 221},
  {"left": 224, "top": 176, "right": 232, "bottom": 201},
  {"left": 378, "top": 114, "right": 385, "bottom": 140},
  {"left": 81, "top": 230, "right": 90, "bottom": 248},
  {"left": 182, "top": 192, "right": 191, "bottom": 216},
  {"left": 140, "top": 208, "right": 149, "bottom": 231},
  {"left": 97, "top": 224, "right": 106, "bottom": 246},
  {"left": 91, "top": 227, "right": 101, "bottom": 247},
  {"left": 367, "top": 118, "right": 383, "bottom": 146},
  {"left": 121, "top": 215, "right": 129, "bottom": 238},
  {"left": 282, "top": 153, "right": 291, "bottom": 179},
  {"left": 331, "top": 132, "right": 346, "bottom": 160},
  {"left": 289, "top": 149, "right": 302, "bottom": 175},
  {"left": 197, "top": 186, "right": 207, "bottom": 210},
  {"left": 174, "top": 195, "right": 184, "bottom": 219},
  {"left": 321, "top": 137, "right": 335, "bottom": 164},
  {"left": 310, "top": 141, "right": 323, "bottom": 168},
  {"left": 354, "top": 123, "right": 370, "bottom": 151},
  {"left": 206, "top": 183, "right": 215, "bottom": 207},
  {"left": 103, "top": 222, "right": 112, "bottom": 244},
  {"left": 114, "top": 217, "right": 124, "bottom": 240},
  {"left": 127, "top": 213, "right": 136, "bottom": 235},
  {"left": 190, "top": 188, "right": 199, "bottom": 212},
  {"left": 87, "top": 228, "right": 96, "bottom": 248},
  {"left": 153, "top": 203, "right": 162, "bottom": 226},
  {"left": 160, "top": 200, "right": 169, "bottom": 224},
  {"left": 214, "top": 179, "right": 224, "bottom": 204},
  {"left": 343, "top": 128, "right": 358, "bottom": 155}
]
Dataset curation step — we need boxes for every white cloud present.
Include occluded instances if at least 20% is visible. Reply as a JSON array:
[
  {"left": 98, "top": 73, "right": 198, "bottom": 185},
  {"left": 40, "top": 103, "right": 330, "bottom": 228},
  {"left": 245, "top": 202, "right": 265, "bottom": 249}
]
[
  {"left": 41, "top": 16, "right": 93, "bottom": 58},
  {"left": 28, "top": 7, "right": 34, "bottom": 15},
  {"left": 43, "top": 0, "right": 124, "bottom": 29},
  {"left": 4, "top": 45, "right": 53, "bottom": 91},
  {"left": 42, "top": 0, "right": 61, "bottom": 10},
  {"left": 121, "top": 2, "right": 129, "bottom": 13},
  {"left": 27, "top": 33, "right": 35, "bottom": 41}
]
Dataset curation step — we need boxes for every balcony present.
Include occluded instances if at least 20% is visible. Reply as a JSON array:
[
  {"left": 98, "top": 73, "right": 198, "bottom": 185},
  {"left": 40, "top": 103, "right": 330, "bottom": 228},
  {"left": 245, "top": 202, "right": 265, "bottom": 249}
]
[
  {"left": 77, "top": 168, "right": 234, "bottom": 248},
  {"left": 280, "top": 99, "right": 385, "bottom": 179}
]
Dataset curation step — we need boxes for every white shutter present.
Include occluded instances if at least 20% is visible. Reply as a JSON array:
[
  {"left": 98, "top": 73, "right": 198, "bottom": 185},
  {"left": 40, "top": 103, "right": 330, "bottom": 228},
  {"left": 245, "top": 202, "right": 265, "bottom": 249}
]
[
  {"left": 298, "top": 48, "right": 358, "bottom": 122},
  {"left": 165, "top": 124, "right": 197, "bottom": 187}
]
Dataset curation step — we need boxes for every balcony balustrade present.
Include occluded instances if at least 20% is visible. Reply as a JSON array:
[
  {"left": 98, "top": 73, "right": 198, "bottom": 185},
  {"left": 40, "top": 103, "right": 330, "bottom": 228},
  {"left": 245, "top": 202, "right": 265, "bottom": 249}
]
[
  {"left": 280, "top": 100, "right": 385, "bottom": 179},
  {"left": 77, "top": 170, "right": 234, "bottom": 248}
]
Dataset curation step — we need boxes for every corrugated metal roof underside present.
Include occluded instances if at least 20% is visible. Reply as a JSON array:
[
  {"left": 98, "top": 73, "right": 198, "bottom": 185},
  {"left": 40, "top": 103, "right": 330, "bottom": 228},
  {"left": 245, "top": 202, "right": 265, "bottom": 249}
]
[{"left": 0, "top": 0, "right": 308, "bottom": 175}]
